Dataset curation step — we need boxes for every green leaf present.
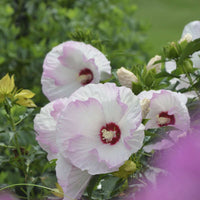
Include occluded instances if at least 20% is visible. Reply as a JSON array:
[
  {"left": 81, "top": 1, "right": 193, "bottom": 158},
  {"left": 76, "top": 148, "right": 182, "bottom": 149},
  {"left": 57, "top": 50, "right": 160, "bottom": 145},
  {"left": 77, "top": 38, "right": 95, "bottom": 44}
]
[
  {"left": 42, "top": 159, "right": 57, "bottom": 173},
  {"left": 179, "top": 38, "right": 200, "bottom": 63},
  {"left": 101, "top": 176, "right": 123, "bottom": 199},
  {"left": 132, "top": 82, "right": 143, "bottom": 95},
  {"left": 86, "top": 175, "right": 102, "bottom": 199}
]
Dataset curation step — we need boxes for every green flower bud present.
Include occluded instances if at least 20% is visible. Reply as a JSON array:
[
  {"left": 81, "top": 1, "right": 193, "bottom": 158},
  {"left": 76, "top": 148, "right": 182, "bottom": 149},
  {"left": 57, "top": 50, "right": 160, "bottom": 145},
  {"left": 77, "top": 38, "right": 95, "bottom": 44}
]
[
  {"left": 182, "top": 59, "right": 194, "bottom": 73},
  {"left": 163, "top": 42, "right": 181, "bottom": 59},
  {"left": 112, "top": 160, "right": 137, "bottom": 179}
]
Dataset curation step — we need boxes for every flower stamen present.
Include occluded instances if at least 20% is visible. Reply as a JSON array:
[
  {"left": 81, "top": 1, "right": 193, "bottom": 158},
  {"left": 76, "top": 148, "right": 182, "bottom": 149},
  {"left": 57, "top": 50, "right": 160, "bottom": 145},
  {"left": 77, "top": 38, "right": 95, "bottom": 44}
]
[
  {"left": 78, "top": 68, "right": 93, "bottom": 85},
  {"left": 100, "top": 122, "right": 121, "bottom": 145},
  {"left": 101, "top": 129, "right": 116, "bottom": 142},
  {"left": 157, "top": 111, "right": 175, "bottom": 127}
]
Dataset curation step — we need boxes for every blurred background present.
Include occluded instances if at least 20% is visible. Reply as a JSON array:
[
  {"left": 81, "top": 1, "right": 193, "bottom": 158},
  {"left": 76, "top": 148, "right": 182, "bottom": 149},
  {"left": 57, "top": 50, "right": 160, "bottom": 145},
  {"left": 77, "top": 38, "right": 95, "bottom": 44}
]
[
  {"left": 135, "top": 0, "right": 200, "bottom": 56},
  {"left": 0, "top": 0, "right": 199, "bottom": 105}
]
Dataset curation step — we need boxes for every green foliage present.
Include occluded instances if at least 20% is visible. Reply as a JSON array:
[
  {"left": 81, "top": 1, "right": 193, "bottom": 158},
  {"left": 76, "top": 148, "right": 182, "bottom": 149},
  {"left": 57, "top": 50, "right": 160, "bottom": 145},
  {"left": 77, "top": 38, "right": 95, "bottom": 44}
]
[
  {"left": 2, "top": 1, "right": 200, "bottom": 200},
  {"left": 0, "top": 0, "right": 149, "bottom": 106},
  {"left": 85, "top": 174, "right": 126, "bottom": 200}
]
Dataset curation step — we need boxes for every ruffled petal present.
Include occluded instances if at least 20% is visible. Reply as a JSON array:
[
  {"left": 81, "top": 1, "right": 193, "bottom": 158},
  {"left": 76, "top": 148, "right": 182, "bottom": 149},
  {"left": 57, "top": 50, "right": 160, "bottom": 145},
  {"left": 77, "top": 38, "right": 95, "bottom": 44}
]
[
  {"left": 42, "top": 76, "right": 81, "bottom": 101},
  {"left": 56, "top": 155, "right": 92, "bottom": 200},
  {"left": 145, "top": 90, "right": 190, "bottom": 131},
  {"left": 65, "top": 41, "right": 111, "bottom": 80},
  {"left": 57, "top": 83, "right": 143, "bottom": 174},
  {"left": 42, "top": 41, "right": 111, "bottom": 100},
  {"left": 34, "top": 98, "right": 68, "bottom": 160},
  {"left": 67, "top": 135, "right": 118, "bottom": 174}
]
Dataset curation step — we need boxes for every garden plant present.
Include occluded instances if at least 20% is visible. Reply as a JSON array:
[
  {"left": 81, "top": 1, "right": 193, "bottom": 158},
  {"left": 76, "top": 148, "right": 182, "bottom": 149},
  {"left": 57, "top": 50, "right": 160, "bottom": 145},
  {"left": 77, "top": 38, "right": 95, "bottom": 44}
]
[{"left": 0, "top": 1, "right": 200, "bottom": 200}]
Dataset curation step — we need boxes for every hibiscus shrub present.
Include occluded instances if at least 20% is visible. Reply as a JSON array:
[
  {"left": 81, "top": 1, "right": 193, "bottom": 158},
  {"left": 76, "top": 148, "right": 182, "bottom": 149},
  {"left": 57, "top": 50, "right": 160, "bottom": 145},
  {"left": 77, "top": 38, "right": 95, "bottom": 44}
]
[{"left": 1, "top": 1, "right": 200, "bottom": 199}]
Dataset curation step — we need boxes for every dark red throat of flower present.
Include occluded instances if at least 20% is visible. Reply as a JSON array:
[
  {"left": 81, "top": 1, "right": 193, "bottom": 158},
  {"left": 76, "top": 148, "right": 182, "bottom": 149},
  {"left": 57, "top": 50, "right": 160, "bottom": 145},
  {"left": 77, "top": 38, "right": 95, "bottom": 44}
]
[
  {"left": 79, "top": 68, "right": 93, "bottom": 85},
  {"left": 158, "top": 111, "right": 175, "bottom": 127},
  {"left": 100, "top": 122, "right": 121, "bottom": 145}
]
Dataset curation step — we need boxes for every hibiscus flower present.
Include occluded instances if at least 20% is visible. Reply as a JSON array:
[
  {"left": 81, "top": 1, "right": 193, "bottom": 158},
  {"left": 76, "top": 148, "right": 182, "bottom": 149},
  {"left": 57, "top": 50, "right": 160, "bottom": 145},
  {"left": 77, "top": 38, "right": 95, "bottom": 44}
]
[
  {"left": 34, "top": 83, "right": 144, "bottom": 199},
  {"left": 41, "top": 41, "right": 111, "bottom": 100}
]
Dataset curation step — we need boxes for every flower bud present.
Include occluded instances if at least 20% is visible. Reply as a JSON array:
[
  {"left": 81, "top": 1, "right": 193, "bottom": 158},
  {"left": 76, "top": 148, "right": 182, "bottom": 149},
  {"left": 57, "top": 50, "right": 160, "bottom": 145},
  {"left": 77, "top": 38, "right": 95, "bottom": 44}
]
[
  {"left": 117, "top": 67, "right": 138, "bottom": 88},
  {"left": 163, "top": 42, "right": 180, "bottom": 59},
  {"left": 112, "top": 160, "right": 137, "bottom": 179},
  {"left": 179, "top": 33, "right": 193, "bottom": 44},
  {"left": 179, "top": 33, "right": 193, "bottom": 50},
  {"left": 146, "top": 55, "right": 162, "bottom": 73},
  {"left": 182, "top": 59, "right": 194, "bottom": 73}
]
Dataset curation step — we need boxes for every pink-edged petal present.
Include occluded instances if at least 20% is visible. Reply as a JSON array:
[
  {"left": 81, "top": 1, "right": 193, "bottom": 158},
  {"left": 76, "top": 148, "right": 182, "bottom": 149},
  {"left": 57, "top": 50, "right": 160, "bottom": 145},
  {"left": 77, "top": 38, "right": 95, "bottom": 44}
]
[
  {"left": 118, "top": 86, "right": 142, "bottom": 136},
  {"left": 69, "top": 83, "right": 119, "bottom": 103},
  {"left": 69, "top": 83, "right": 128, "bottom": 123},
  {"left": 65, "top": 41, "right": 111, "bottom": 80},
  {"left": 43, "top": 62, "right": 78, "bottom": 86},
  {"left": 42, "top": 76, "right": 81, "bottom": 101},
  {"left": 56, "top": 98, "right": 105, "bottom": 158},
  {"left": 123, "top": 124, "right": 145, "bottom": 151},
  {"left": 34, "top": 98, "right": 68, "bottom": 160},
  {"left": 56, "top": 155, "right": 92, "bottom": 200},
  {"left": 67, "top": 126, "right": 144, "bottom": 174},
  {"left": 42, "top": 41, "right": 110, "bottom": 100},
  {"left": 146, "top": 90, "right": 190, "bottom": 131},
  {"left": 69, "top": 83, "right": 142, "bottom": 127},
  {"left": 58, "top": 43, "right": 100, "bottom": 83},
  {"left": 95, "top": 125, "right": 144, "bottom": 169},
  {"left": 57, "top": 83, "right": 143, "bottom": 173},
  {"left": 58, "top": 44, "right": 86, "bottom": 70},
  {"left": 139, "top": 89, "right": 187, "bottom": 105},
  {"left": 67, "top": 135, "right": 118, "bottom": 174}
]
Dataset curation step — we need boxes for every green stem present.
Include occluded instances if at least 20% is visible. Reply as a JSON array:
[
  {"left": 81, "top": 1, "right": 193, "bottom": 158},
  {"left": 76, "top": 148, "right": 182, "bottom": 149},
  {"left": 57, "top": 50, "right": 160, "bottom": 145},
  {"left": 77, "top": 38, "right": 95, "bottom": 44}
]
[
  {"left": 0, "top": 143, "right": 15, "bottom": 149},
  {"left": 180, "top": 63, "right": 200, "bottom": 100},
  {"left": 0, "top": 183, "right": 74, "bottom": 200},
  {"left": 4, "top": 99, "right": 26, "bottom": 175},
  {"left": 0, "top": 183, "right": 55, "bottom": 193}
]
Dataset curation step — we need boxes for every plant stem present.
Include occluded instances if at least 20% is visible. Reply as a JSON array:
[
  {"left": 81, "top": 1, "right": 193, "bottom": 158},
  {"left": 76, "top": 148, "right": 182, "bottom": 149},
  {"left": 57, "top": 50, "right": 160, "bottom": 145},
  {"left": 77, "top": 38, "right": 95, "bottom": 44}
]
[
  {"left": 179, "top": 62, "right": 200, "bottom": 100},
  {"left": 0, "top": 183, "right": 74, "bottom": 200}
]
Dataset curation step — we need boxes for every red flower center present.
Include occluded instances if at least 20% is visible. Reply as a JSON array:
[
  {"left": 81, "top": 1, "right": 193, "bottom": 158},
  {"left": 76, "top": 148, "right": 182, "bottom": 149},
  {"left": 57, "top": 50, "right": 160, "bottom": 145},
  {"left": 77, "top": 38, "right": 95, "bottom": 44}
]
[
  {"left": 79, "top": 68, "right": 93, "bottom": 85},
  {"left": 157, "top": 111, "right": 175, "bottom": 127},
  {"left": 99, "top": 122, "right": 121, "bottom": 145}
]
